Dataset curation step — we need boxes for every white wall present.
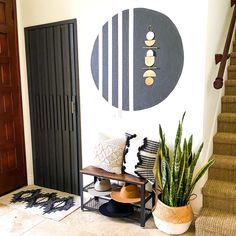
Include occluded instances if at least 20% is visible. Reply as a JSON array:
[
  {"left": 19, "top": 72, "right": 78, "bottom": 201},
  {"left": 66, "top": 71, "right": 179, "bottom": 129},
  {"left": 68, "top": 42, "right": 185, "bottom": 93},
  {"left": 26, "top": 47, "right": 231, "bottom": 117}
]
[
  {"left": 15, "top": 0, "right": 231, "bottom": 214},
  {"left": 203, "top": 0, "right": 233, "bottom": 162}
]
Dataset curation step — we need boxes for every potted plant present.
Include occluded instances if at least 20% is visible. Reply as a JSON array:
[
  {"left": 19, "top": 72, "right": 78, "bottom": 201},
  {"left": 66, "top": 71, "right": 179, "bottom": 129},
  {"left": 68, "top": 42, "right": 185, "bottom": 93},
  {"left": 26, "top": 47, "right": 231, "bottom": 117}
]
[{"left": 152, "top": 112, "right": 214, "bottom": 235}]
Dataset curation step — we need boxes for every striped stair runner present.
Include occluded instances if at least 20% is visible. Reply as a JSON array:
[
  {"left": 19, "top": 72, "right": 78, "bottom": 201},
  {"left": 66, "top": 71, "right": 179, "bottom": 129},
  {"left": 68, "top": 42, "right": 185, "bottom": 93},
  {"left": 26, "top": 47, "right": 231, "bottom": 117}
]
[{"left": 195, "top": 32, "right": 236, "bottom": 235}]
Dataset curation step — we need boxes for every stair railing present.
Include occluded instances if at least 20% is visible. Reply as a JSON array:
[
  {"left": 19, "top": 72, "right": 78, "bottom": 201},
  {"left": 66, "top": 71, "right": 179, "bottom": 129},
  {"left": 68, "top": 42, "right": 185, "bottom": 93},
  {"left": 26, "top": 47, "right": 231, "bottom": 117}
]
[{"left": 213, "top": 0, "right": 236, "bottom": 89}]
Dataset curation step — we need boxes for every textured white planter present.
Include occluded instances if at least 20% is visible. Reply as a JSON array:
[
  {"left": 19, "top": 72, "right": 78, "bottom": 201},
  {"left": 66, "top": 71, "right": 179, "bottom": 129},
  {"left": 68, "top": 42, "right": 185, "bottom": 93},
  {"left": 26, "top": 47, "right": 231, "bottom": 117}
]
[{"left": 152, "top": 198, "right": 193, "bottom": 235}]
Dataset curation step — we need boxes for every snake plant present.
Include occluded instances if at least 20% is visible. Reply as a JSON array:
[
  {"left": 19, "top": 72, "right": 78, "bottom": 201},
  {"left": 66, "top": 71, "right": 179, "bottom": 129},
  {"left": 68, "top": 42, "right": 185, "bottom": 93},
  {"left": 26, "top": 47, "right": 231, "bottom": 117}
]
[{"left": 153, "top": 112, "right": 214, "bottom": 207}]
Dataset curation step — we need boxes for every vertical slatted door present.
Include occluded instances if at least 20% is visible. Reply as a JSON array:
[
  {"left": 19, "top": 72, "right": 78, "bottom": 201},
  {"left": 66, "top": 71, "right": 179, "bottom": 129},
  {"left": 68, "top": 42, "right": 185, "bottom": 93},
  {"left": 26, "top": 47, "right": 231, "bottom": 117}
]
[{"left": 25, "top": 20, "right": 82, "bottom": 195}]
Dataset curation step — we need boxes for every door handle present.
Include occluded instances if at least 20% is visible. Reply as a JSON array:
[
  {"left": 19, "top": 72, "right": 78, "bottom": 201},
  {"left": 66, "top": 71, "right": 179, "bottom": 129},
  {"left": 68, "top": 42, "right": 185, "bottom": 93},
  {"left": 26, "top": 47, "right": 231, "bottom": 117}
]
[{"left": 71, "top": 100, "right": 76, "bottom": 114}]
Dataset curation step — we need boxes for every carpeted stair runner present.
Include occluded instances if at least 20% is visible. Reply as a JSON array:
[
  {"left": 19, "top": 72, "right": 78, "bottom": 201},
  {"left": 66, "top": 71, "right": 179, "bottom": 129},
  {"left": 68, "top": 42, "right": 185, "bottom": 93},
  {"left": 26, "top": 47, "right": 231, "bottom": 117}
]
[
  {"left": 227, "top": 65, "right": 236, "bottom": 79},
  {"left": 230, "top": 52, "right": 236, "bottom": 64},
  {"left": 221, "top": 96, "right": 236, "bottom": 113},
  {"left": 195, "top": 34, "right": 236, "bottom": 235},
  {"left": 233, "top": 40, "right": 236, "bottom": 52},
  {"left": 202, "top": 179, "right": 236, "bottom": 213},
  {"left": 218, "top": 113, "right": 236, "bottom": 132},
  {"left": 225, "top": 80, "right": 236, "bottom": 95},
  {"left": 209, "top": 154, "right": 236, "bottom": 182},
  {"left": 195, "top": 208, "right": 236, "bottom": 236},
  {"left": 213, "top": 132, "right": 236, "bottom": 156}
]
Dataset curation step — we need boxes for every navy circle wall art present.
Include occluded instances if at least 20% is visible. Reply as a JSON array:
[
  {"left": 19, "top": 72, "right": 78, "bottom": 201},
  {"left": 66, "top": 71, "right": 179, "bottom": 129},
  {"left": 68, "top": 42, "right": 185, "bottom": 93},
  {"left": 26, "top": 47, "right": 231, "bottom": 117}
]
[{"left": 91, "top": 8, "right": 184, "bottom": 111}]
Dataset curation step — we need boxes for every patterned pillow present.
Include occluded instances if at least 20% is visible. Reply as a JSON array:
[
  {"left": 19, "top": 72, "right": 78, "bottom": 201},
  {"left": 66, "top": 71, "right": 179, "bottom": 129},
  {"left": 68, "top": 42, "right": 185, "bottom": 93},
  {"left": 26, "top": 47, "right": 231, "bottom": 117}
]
[
  {"left": 93, "top": 134, "right": 133, "bottom": 174},
  {"left": 134, "top": 138, "right": 160, "bottom": 184},
  {"left": 122, "top": 136, "right": 143, "bottom": 176}
]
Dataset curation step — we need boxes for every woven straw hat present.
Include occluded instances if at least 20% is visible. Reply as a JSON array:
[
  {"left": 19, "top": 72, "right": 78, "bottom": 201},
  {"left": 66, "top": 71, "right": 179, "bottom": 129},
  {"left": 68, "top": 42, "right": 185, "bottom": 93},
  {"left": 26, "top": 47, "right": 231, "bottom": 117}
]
[{"left": 111, "top": 184, "right": 148, "bottom": 203}]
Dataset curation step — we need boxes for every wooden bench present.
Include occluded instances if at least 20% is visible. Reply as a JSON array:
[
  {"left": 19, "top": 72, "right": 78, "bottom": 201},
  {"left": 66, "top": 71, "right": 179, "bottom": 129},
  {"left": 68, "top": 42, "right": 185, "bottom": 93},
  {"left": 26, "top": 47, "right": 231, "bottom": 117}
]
[{"left": 80, "top": 165, "right": 155, "bottom": 227}]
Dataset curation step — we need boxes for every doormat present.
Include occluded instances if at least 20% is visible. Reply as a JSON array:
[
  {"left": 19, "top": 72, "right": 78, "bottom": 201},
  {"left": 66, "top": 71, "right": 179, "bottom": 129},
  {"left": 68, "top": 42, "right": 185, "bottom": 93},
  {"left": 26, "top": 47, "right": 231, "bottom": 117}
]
[{"left": 0, "top": 185, "right": 80, "bottom": 221}]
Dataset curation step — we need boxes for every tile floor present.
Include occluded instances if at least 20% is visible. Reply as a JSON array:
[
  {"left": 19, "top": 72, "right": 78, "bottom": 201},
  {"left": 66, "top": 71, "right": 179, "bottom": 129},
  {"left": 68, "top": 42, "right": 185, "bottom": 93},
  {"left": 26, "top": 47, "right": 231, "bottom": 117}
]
[{"left": 0, "top": 187, "right": 195, "bottom": 236}]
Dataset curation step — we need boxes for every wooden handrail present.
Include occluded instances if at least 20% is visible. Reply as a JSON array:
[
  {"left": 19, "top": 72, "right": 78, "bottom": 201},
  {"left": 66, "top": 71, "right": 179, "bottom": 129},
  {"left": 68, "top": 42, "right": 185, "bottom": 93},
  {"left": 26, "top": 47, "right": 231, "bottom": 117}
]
[{"left": 213, "top": 1, "right": 236, "bottom": 89}]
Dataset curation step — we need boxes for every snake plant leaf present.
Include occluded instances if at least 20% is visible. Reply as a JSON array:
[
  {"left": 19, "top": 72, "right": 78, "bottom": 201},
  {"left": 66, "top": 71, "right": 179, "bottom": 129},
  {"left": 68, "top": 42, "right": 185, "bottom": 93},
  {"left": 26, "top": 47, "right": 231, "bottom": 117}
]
[
  {"left": 164, "top": 158, "right": 174, "bottom": 206},
  {"left": 172, "top": 119, "right": 183, "bottom": 191},
  {"left": 188, "top": 153, "right": 193, "bottom": 167},
  {"left": 159, "top": 125, "right": 167, "bottom": 159},
  {"left": 173, "top": 143, "right": 181, "bottom": 205},
  {"left": 173, "top": 112, "right": 185, "bottom": 156},
  {"left": 187, "top": 135, "right": 193, "bottom": 154},
  {"left": 182, "top": 142, "right": 203, "bottom": 204},
  {"left": 182, "top": 154, "right": 190, "bottom": 204},
  {"left": 176, "top": 140, "right": 187, "bottom": 198},
  {"left": 187, "top": 143, "right": 204, "bottom": 192},
  {"left": 161, "top": 155, "right": 167, "bottom": 190},
  {"left": 182, "top": 153, "right": 193, "bottom": 205},
  {"left": 174, "top": 122, "right": 182, "bottom": 156},
  {"left": 153, "top": 152, "right": 163, "bottom": 190},
  {"left": 181, "top": 111, "right": 186, "bottom": 123},
  {"left": 174, "top": 143, "right": 181, "bottom": 183},
  {"left": 165, "top": 145, "right": 170, "bottom": 163},
  {"left": 178, "top": 183, "right": 185, "bottom": 206},
  {"left": 161, "top": 157, "right": 169, "bottom": 205},
  {"left": 180, "top": 139, "right": 189, "bottom": 205},
  {"left": 187, "top": 135, "right": 193, "bottom": 166},
  {"left": 162, "top": 184, "right": 169, "bottom": 204},
  {"left": 188, "top": 159, "right": 215, "bottom": 198},
  {"left": 159, "top": 125, "right": 165, "bottom": 146}
]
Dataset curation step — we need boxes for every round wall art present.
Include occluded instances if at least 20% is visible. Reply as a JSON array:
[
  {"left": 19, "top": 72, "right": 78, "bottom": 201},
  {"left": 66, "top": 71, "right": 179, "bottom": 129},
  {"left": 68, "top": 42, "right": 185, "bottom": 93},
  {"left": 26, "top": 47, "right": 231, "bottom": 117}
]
[{"left": 91, "top": 8, "right": 184, "bottom": 111}]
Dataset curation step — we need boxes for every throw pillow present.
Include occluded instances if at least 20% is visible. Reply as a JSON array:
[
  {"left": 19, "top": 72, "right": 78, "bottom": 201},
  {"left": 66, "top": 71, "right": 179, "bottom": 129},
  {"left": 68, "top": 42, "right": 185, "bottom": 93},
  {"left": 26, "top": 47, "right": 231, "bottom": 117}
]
[
  {"left": 122, "top": 136, "right": 143, "bottom": 176},
  {"left": 134, "top": 138, "right": 160, "bottom": 184},
  {"left": 93, "top": 134, "right": 133, "bottom": 174}
]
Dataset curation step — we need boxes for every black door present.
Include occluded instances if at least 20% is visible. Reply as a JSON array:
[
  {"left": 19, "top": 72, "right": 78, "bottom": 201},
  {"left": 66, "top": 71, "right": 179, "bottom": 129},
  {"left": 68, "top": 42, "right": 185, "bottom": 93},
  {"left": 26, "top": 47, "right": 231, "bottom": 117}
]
[{"left": 25, "top": 19, "right": 82, "bottom": 195}]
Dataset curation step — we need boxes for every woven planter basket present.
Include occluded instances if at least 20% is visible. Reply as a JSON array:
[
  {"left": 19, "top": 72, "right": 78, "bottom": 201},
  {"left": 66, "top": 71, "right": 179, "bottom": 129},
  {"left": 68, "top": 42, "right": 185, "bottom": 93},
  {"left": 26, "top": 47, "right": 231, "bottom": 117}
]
[{"left": 152, "top": 197, "right": 193, "bottom": 235}]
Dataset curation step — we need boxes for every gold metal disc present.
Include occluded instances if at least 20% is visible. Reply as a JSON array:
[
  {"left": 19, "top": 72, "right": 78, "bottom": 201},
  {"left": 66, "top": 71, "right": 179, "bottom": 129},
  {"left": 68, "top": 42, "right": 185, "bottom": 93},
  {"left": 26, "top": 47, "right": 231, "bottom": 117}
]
[
  {"left": 143, "top": 70, "right": 156, "bottom": 78},
  {"left": 144, "top": 39, "right": 155, "bottom": 46},
  {"left": 145, "top": 77, "right": 154, "bottom": 86},
  {"left": 145, "top": 56, "right": 155, "bottom": 67}
]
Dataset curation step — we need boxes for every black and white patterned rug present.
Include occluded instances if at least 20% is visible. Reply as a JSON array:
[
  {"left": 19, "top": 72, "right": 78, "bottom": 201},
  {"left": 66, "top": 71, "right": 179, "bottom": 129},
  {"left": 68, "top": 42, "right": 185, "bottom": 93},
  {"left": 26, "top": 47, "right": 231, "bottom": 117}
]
[{"left": 0, "top": 185, "right": 80, "bottom": 221}]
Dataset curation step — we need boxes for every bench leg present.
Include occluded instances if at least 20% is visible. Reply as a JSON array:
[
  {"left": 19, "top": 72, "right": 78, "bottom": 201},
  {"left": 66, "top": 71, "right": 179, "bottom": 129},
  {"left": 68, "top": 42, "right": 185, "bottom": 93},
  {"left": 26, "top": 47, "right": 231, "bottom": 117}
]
[
  {"left": 80, "top": 172, "right": 84, "bottom": 211},
  {"left": 140, "top": 184, "right": 145, "bottom": 227}
]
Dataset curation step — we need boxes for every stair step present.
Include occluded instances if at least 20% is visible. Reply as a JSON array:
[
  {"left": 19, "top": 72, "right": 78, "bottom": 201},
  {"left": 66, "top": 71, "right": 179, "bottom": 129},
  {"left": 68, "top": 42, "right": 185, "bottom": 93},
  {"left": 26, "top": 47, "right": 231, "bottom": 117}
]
[
  {"left": 214, "top": 132, "right": 236, "bottom": 144},
  {"left": 209, "top": 154, "right": 236, "bottom": 182},
  {"left": 233, "top": 40, "right": 236, "bottom": 52},
  {"left": 228, "top": 65, "right": 236, "bottom": 80},
  {"left": 213, "top": 132, "right": 236, "bottom": 155},
  {"left": 218, "top": 113, "right": 236, "bottom": 132},
  {"left": 221, "top": 96, "right": 236, "bottom": 113},
  {"left": 195, "top": 208, "right": 236, "bottom": 236},
  {"left": 202, "top": 179, "right": 236, "bottom": 213},
  {"left": 230, "top": 52, "right": 236, "bottom": 65},
  {"left": 225, "top": 80, "right": 236, "bottom": 95}
]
